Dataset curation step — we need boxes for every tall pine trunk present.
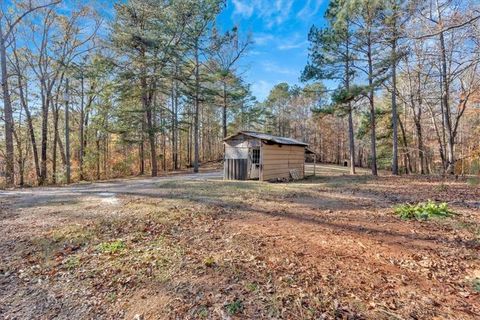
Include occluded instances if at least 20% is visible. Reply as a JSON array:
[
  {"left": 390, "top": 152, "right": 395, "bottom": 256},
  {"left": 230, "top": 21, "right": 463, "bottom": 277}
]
[
  {"left": 391, "top": 31, "right": 399, "bottom": 175},
  {"left": 367, "top": 35, "right": 378, "bottom": 176},
  {"left": 222, "top": 81, "right": 227, "bottom": 138},
  {"left": 345, "top": 29, "right": 355, "bottom": 175},
  {"left": 193, "top": 40, "right": 200, "bottom": 173},
  {"left": 171, "top": 74, "right": 179, "bottom": 170},
  {"left": 140, "top": 49, "right": 157, "bottom": 177}
]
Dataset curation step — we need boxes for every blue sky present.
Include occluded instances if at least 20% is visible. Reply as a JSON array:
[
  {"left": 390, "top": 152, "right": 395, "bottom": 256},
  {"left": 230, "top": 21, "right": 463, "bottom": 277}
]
[{"left": 217, "top": 0, "right": 329, "bottom": 102}]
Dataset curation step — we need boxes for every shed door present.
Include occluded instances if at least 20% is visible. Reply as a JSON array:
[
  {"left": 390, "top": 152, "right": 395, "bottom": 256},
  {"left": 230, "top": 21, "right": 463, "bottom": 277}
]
[
  {"left": 249, "top": 148, "right": 260, "bottom": 179},
  {"left": 224, "top": 159, "right": 248, "bottom": 180}
]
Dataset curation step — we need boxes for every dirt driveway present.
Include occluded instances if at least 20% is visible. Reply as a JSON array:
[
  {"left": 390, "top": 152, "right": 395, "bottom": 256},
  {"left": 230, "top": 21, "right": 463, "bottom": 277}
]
[
  {"left": 0, "top": 166, "right": 479, "bottom": 319},
  {"left": 0, "top": 170, "right": 223, "bottom": 209}
]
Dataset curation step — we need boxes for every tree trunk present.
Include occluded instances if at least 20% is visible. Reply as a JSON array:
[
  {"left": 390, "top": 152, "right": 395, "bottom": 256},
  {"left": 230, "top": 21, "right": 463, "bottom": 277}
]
[
  {"left": 17, "top": 67, "right": 41, "bottom": 183},
  {"left": 415, "top": 120, "right": 425, "bottom": 174},
  {"left": 367, "top": 35, "right": 378, "bottom": 176},
  {"left": 40, "top": 82, "right": 49, "bottom": 185},
  {"left": 345, "top": 29, "right": 355, "bottom": 175},
  {"left": 52, "top": 104, "right": 59, "bottom": 184},
  {"left": 427, "top": 103, "right": 446, "bottom": 173},
  {"left": 398, "top": 114, "right": 412, "bottom": 174},
  {"left": 139, "top": 141, "right": 145, "bottom": 175},
  {"left": 96, "top": 136, "right": 100, "bottom": 180},
  {"left": 13, "top": 129, "right": 24, "bottom": 186},
  {"left": 223, "top": 81, "right": 228, "bottom": 138},
  {"left": 65, "top": 78, "right": 71, "bottom": 184},
  {"left": 0, "top": 25, "right": 15, "bottom": 187},
  {"left": 439, "top": 31, "right": 455, "bottom": 174},
  {"left": 391, "top": 33, "right": 399, "bottom": 175},
  {"left": 193, "top": 40, "right": 200, "bottom": 173},
  {"left": 79, "top": 70, "right": 85, "bottom": 180},
  {"left": 171, "top": 75, "right": 179, "bottom": 170}
]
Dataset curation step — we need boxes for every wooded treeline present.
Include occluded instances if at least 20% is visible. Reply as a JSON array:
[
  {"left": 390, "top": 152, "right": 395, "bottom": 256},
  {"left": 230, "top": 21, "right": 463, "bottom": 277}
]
[
  {"left": 1, "top": 0, "right": 480, "bottom": 187},
  {"left": 0, "top": 0, "right": 258, "bottom": 186},
  {"left": 303, "top": 0, "right": 480, "bottom": 176}
]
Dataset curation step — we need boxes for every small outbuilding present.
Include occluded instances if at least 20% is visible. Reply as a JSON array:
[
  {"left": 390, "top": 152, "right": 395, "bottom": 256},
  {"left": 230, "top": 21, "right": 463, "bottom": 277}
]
[{"left": 223, "top": 131, "right": 310, "bottom": 181}]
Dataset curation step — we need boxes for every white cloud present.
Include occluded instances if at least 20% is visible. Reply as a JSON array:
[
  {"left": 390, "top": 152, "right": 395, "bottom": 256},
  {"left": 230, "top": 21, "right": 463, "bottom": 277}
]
[
  {"left": 270, "top": 0, "right": 294, "bottom": 27},
  {"left": 297, "top": 0, "right": 323, "bottom": 19},
  {"left": 251, "top": 80, "right": 273, "bottom": 101},
  {"left": 262, "top": 61, "right": 297, "bottom": 76},
  {"left": 253, "top": 33, "right": 275, "bottom": 45},
  {"left": 231, "top": 0, "right": 294, "bottom": 28},
  {"left": 277, "top": 41, "right": 307, "bottom": 50},
  {"left": 232, "top": 0, "right": 254, "bottom": 18},
  {"left": 249, "top": 50, "right": 265, "bottom": 56},
  {"left": 277, "top": 33, "right": 307, "bottom": 50}
]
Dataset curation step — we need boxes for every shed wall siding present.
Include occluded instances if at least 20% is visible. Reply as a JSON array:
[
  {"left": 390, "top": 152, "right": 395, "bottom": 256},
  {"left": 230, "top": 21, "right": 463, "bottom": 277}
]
[
  {"left": 225, "top": 146, "right": 248, "bottom": 159},
  {"left": 261, "top": 144, "right": 305, "bottom": 181},
  {"left": 224, "top": 136, "right": 261, "bottom": 160}
]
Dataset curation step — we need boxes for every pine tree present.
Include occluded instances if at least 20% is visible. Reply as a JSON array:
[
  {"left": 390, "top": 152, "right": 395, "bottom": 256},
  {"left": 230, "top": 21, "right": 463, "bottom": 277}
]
[{"left": 302, "top": 0, "right": 357, "bottom": 174}]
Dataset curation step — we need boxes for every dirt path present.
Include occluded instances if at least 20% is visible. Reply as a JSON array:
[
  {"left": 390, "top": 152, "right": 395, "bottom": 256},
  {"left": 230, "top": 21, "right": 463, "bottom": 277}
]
[
  {"left": 0, "top": 167, "right": 479, "bottom": 319},
  {"left": 0, "top": 170, "right": 222, "bottom": 210}
]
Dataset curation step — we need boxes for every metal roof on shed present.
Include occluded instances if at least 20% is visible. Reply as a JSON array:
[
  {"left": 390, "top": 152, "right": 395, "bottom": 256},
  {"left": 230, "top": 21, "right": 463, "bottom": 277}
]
[{"left": 224, "top": 131, "right": 309, "bottom": 147}]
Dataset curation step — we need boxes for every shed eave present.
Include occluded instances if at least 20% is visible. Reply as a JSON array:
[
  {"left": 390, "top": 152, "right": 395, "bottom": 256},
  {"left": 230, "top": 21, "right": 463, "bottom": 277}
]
[{"left": 223, "top": 131, "right": 308, "bottom": 147}]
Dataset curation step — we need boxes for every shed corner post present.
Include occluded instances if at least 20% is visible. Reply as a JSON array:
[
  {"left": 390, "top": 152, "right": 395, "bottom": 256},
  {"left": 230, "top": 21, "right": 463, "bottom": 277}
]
[
  {"left": 260, "top": 141, "right": 264, "bottom": 181},
  {"left": 223, "top": 141, "right": 228, "bottom": 181}
]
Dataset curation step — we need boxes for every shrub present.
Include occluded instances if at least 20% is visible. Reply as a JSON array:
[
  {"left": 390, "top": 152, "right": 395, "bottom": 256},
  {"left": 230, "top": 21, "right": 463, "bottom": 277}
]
[{"left": 395, "top": 201, "right": 454, "bottom": 221}]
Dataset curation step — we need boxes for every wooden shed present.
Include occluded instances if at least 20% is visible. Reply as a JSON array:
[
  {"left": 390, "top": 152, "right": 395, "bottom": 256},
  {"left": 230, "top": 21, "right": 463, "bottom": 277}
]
[{"left": 223, "top": 131, "right": 309, "bottom": 181}]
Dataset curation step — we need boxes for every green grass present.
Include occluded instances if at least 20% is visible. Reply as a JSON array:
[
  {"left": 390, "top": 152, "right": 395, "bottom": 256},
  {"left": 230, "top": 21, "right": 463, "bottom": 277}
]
[
  {"left": 473, "top": 278, "right": 480, "bottom": 292},
  {"left": 225, "top": 299, "right": 243, "bottom": 315},
  {"left": 467, "top": 177, "right": 480, "bottom": 186},
  {"left": 63, "top": 256, "right": 80, "bottom": 270},
  {"left": 395, "top": 201, "right": 454, "bottom": 221},
  {"left": 203, "top": 256, "right": 216, "bottom": 267},
  {"left": 434, "top": 183, "right": 449, "bottom": 192},
  {"left": 245, "top": 282, "right": 258, "bottom": 292},
  {"left": 96, "top": 240, "right": 126, "bottom": 254},
  {"left": 197, "top": 306, "right": 209, "bottom": 318},
  {"left": 107, "top": 292, "right": 117, "bottom": 303}
]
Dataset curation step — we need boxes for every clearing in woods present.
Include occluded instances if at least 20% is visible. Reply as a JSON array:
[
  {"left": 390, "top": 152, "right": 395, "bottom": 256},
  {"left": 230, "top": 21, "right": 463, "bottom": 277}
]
[{"left": 0, "top": 165, "right": 479, "bottom": 319}]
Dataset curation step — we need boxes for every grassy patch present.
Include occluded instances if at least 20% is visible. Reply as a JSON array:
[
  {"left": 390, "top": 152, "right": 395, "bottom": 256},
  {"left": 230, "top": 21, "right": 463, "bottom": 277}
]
[
  {"left": 63, "top": 256, "right": 80, "bottom": 270},
  {"left": 395, "top": 201, "right": 454, "bottom": 221},
  {"left": 473, "top": 278, "right": 480, "bottom": 292},
  {"left": 107, "top": 292, "right": 117, "bottom": 303},
  {"left": 225, "top": 299, "right": 243, "bottom": 315},
  {"left": 467, "top": 177, "right": 480, "bottom": 186},
  {"left": 203, "top": 256, "right": 216, "bottom": 268},
  {"left": 434, "top": 183, "right": 449, "bottom": 192},
  {"left": 197, "top": 306, "right": 209, "bottom": 318},
  {"left": 96, "top": 240, "right": 126, "bottom": 254},
  {"left": 245, "top": 282, "right": 258, "bottom": 292},
  {"left": 51, "top": 225, "right": 95, "bottom": 247}
]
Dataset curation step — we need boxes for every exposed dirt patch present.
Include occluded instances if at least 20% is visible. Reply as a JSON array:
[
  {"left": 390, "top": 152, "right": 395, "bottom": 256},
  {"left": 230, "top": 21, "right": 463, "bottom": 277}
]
[{"left": 0, "top": 167, "right": 479, "bottom": 319}]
